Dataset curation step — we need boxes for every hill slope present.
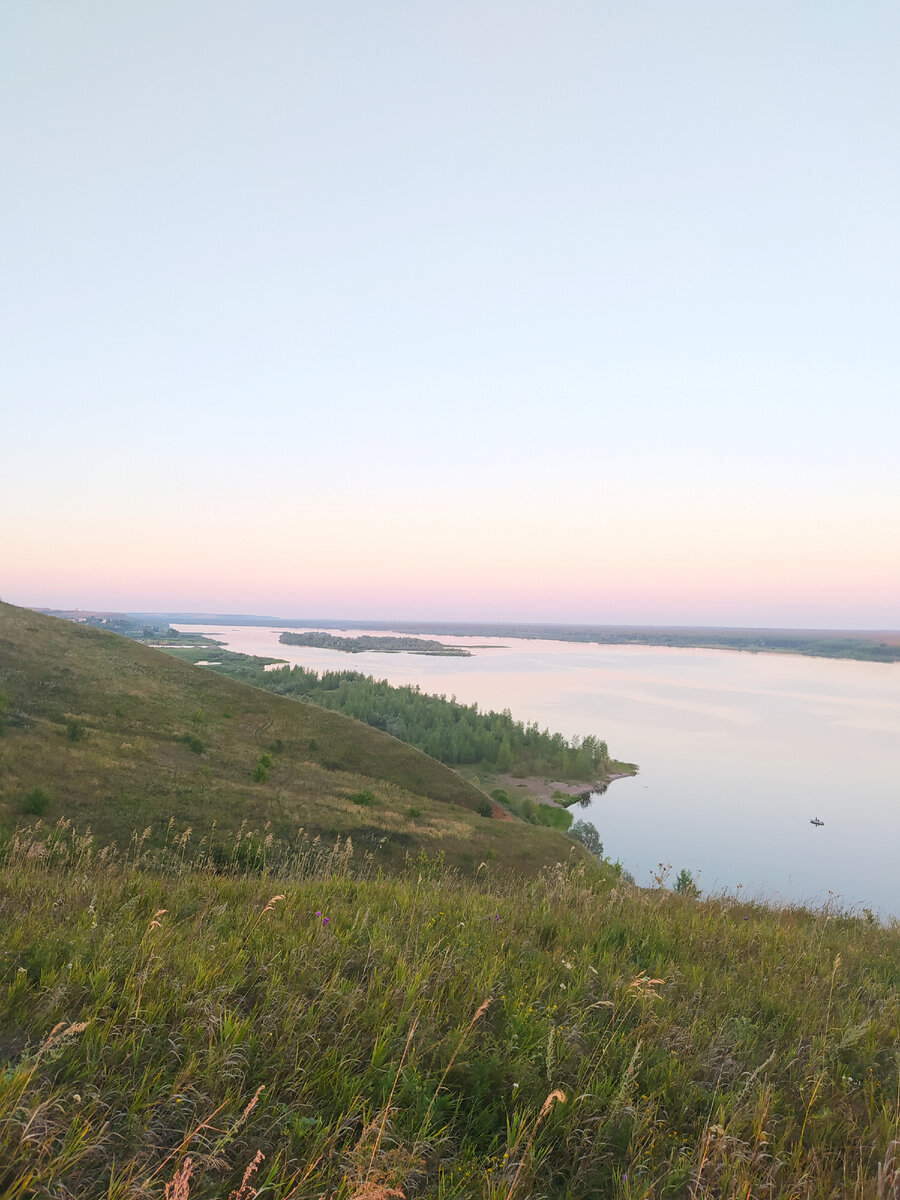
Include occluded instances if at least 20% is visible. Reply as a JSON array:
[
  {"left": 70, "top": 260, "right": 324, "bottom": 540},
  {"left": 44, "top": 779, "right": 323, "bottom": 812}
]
[{"left": 0, "top": 602, "right": 577, "bottom": 871}]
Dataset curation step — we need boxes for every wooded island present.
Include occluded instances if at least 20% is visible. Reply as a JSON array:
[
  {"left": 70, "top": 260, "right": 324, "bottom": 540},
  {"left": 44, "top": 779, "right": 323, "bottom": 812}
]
[{"left": 279, "top": 631, "right": 472, "bottom": 655}]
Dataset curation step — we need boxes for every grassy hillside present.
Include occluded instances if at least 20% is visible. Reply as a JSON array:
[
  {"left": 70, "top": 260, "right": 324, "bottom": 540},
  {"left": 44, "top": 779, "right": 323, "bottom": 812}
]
[
  {"left": 0, "top": 602, "right": 578, "bottom": 873},
  {"left": 1, "top": 827, "right": 898, "bottom": 1198}
]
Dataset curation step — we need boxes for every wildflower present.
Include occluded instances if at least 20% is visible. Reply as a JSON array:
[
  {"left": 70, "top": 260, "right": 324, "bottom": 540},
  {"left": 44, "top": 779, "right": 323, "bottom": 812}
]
[{"left": 322, "top": 916, "right": 330, "bottom": 925}]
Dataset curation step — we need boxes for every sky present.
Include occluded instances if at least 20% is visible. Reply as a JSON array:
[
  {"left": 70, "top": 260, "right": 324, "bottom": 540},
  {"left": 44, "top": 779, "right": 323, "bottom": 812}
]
[{"left": 2, "top": 2, "right": 898, "bottom": 627}]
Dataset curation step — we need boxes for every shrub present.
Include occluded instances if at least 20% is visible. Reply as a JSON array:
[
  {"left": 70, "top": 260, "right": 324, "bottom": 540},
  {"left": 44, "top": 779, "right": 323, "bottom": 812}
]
[
  {"left": 21, "top": 787, "right": 50, "bottom": 816},
  {"left": 65, "top": 718, "right": 87, "bottom": 742},
  {"left": 477, "top": 798, "right": 493, "bottom": 818},
  {"left": 349, "top": 789, "right": 376, "bottom": 807},
  {"left": 490, "top": 788, "right": 509, "bottom": 804},
  {"left": 532, "top": 804, "right": 573, "bottom": 832},
  {"left": 406, "top": 807, "right": 421, "bottom": 818},
  {"left": 180, "top": 732, "right": 204, "bottom": 754},
  {"left": 674, "top": 868, "right": 701, "bottom": 897}
]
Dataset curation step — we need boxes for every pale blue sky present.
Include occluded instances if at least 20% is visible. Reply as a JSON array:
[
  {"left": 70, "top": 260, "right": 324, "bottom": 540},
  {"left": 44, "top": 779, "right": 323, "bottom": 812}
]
[{"left": 2, "top": 2, "right": 898, "bottom": 624}]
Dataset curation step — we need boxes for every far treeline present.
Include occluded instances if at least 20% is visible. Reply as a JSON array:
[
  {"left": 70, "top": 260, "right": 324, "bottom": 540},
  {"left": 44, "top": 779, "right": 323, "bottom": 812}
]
[
  {"left": 341, "top": 624, "right": 900, "bottom": 663},
  {"left": 183, "top": 652, "right": 617, "bottom": 780}
]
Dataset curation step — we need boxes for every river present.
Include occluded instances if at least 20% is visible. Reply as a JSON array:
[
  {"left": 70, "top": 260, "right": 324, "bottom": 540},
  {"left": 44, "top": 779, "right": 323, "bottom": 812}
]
[{"left": 176, "top": 624, "right": 900, "bottom": 917}]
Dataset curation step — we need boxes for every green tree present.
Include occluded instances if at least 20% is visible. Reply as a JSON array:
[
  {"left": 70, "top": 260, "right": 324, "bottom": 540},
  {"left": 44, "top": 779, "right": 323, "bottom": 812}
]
[{"left": 570, "top": 819, "right": 603, "bottom": 858}]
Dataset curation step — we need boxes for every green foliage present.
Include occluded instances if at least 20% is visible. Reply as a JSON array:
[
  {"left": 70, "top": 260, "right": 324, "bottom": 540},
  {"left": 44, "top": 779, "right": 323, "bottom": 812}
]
[
  {"left": 570, "top": 818, "right": 604, "bottom": 858},
  {"left": 20, "top": 786, "right": 50, "bottom": 815},
  {"left": 204, "top": 660, "right": 614, "bottom": 781},
  {"left": 0, "top": 689, "right": 7, "bottom": 736},
  {"left": 179, "top": 732, "right": 204, "bottom": 754},
  {"left": 476, "top": 798, "right": 493, "bottom": 818},
  {"left": 253, "top": 751, "right": 274, "bottom": 783},
  {"left": 532, "top": 803, "right": 573, "bottom": 831},
  {"left": 0, "top": 827, "right": 897, "bottom": 1198},
  {"left": 674, "top": 867, "right": 701, "bottom": 897},
  {"left": 405, "top": 806, "right": 421, "bottom": 818},
  {"left": 510, "top": 796, "right": 574, "bottom": 832},
  {"left": 490, "top": 787, "right": 509, "bottom": 804},
  {"left": 64, "top": 717, "right": 86, "bottom": 742},
  {"left": 349, "top": 788, "right": 376, "bottom": 807}
]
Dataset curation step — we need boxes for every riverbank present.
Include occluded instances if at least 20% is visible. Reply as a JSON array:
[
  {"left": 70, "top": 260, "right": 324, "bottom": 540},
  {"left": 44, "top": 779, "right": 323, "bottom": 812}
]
[{"left": 467, "top": 762, "right": 638, "bottom": 810}]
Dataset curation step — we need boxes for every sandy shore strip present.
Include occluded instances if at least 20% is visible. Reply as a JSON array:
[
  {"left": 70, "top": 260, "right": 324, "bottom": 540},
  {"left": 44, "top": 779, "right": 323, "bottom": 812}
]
[{"left": 491, "top": 771, "right": 634, "bottom": 808}]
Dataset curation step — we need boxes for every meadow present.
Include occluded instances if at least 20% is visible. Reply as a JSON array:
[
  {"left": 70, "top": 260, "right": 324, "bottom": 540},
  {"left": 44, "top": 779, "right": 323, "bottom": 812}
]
[{"left": 1, "top": 821, "right": 899, "bottom": 1199}]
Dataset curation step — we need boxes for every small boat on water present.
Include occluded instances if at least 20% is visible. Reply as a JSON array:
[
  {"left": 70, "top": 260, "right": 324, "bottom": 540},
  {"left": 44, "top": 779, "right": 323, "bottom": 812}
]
[{"left": 810, "top": 818, "right": 825, "bottom": 827}]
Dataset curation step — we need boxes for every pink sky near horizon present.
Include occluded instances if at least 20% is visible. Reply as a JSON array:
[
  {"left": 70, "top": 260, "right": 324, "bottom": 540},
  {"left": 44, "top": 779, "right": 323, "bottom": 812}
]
[{"left": 5, "top": 509, "right": 898, "bottom": 628}]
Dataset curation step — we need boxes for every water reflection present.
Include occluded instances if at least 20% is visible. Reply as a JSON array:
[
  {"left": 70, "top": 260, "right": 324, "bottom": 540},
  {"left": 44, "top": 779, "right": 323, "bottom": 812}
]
[{"left": 580, "top": 784, "right": 606, "bottom": 804}]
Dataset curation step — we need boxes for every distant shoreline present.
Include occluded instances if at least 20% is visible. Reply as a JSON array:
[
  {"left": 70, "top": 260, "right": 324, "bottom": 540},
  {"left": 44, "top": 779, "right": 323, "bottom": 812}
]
[{"left": 36, "top": 609, "right": 900, "bottom": 663}]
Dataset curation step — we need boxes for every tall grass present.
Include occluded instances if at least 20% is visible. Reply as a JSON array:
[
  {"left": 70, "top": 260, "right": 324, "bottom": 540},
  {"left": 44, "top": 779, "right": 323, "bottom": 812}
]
[{"left": 1, "top": 820, "right": 898, "bottom": 1198}]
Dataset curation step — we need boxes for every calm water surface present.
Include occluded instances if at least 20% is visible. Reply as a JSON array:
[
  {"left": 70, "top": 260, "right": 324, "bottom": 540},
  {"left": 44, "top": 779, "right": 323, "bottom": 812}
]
[{"left": 178, "top": 625, "right": 900, "bottom": 916}]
